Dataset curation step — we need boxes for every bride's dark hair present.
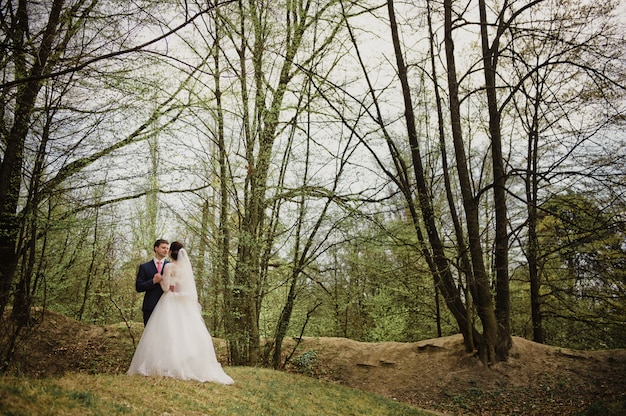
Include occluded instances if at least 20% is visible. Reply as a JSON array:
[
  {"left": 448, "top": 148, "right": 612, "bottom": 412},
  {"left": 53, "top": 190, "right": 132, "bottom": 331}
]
[{"left": 169, "top": 241, "right": 184, "bottom": 260}]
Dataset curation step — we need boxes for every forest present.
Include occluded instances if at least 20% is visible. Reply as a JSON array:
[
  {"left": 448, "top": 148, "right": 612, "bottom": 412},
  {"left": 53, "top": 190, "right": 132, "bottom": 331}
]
[{"left": 1, "top": 0, "right": 625, "bottom": 374}]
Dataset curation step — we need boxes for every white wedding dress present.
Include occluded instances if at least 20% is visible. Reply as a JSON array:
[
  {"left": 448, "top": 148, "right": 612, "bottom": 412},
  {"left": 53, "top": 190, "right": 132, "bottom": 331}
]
[{"left": 127, "top": 249, "right": 234, "bottom": 384}]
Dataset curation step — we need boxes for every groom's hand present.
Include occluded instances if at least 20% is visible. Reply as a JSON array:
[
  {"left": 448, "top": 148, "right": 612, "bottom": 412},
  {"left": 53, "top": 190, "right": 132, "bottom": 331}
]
[{"left": 153, "top": 273, "right": 163, "bottom": 284}]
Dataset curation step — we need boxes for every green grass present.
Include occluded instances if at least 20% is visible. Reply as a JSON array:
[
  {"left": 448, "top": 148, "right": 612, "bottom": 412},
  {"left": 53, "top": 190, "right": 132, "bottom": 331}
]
[{"left": 0, "top": 367, "right": 434, "bottom": 415}]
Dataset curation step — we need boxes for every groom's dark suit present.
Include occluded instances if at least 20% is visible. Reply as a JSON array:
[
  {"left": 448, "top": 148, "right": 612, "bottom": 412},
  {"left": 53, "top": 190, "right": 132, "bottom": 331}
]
[{"left": 136, "top": 259, "right": 168, "bottom": 325}]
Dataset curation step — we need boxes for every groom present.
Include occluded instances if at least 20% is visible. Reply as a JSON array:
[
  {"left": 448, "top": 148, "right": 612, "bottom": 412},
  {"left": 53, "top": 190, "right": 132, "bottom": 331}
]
[{"left": 136, "top": 239, "right": 170, "bottom": 325}]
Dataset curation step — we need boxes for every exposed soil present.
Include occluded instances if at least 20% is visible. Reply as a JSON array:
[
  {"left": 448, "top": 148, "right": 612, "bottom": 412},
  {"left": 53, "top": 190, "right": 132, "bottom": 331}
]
[
  {"left": 2, "top": 310, "right": 625, "bottom": 415},
  {"left": 282, "top": 336, "right": 626, "bottom": 415}
]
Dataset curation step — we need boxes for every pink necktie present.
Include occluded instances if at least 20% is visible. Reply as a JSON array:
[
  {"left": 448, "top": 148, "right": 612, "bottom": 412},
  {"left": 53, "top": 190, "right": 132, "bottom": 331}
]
[{"left": 157, "top": 260, "right": 163, "bottom": 274}]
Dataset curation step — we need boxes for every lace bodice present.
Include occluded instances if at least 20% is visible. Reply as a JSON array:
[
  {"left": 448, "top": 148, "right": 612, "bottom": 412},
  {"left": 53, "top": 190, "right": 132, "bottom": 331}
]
[{"left": 160, "top": 257, "right": 197, "bottom": 300}]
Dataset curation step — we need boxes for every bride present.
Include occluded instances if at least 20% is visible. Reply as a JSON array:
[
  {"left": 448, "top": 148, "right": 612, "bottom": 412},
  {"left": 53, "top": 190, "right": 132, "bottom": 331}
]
[{"left": 127, "top": 241, "right": 234, "bottom": 384}]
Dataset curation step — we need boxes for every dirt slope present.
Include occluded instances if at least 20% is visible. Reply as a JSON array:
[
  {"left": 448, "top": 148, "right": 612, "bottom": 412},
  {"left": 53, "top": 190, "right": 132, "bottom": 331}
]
[
  {"left": 3, "top": 311, "right": 625, "bottom": 415},
  {"left": 283, "top": 335, "right": 626, "bottom": 415}
]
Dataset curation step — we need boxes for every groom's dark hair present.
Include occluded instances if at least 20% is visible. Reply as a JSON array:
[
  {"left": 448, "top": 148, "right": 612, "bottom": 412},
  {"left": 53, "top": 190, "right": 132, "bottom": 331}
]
[{"left": 154, "top": 239, "right": 169, "bottom": 248}]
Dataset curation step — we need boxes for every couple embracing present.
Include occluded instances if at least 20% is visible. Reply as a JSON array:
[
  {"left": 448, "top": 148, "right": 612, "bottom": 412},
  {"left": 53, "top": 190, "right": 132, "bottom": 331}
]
[{"left": 127, "top": 239, "right": 234, "bottom": 385}]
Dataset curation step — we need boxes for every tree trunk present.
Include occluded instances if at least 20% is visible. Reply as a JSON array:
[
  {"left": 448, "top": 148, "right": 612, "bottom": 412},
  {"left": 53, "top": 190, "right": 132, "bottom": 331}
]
[
  {"left": 426, "top": 0, "right": 476, "bottom": 341},
  {"left": 211, "top": 12, "right": 235, "bottom": 362},
  {"left": 477, "top": 0, "right": 512, "bottom": 360},
  {"left": 272, "top": 269, "right": 298, "bottom": 369},
  {"left": 387, "top": 0, "right": 475, "bottom": 352},
  {"left": 443, "top": 0, "right": 501, "bottom": 362},
  {"left": 526, "top": 93, "right": 544, "bottom": 344}
]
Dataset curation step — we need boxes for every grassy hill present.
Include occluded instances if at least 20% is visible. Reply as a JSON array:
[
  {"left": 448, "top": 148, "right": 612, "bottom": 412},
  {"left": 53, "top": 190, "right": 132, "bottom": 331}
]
[
  {"left": 2, "top": 310, "right": 625, "bottom": 415},
  {"left": 1, "top": 368, "right": 433, "bottom": 415}
]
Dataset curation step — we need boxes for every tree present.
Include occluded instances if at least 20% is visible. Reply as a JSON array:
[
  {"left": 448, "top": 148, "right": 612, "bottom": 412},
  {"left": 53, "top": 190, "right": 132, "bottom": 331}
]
[
  {"left": 0, "top": 0, "right": 67, "bottom": 321},
  {"left": 536, "top": 193, "right": 626, "bottom": 348},
  {"left": 199, "top": 0, "right": 351, "bottom": 366},
  {"left": 388, "top": 0, "right": 481, "bottom": 353},
  {"left": 507, "top": 0, "right": 626, "bottom": 344}
]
